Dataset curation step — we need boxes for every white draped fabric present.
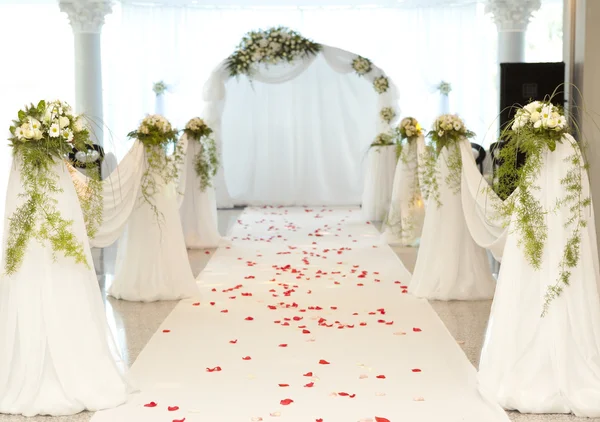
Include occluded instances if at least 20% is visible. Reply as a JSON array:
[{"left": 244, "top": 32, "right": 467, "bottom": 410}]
[
  {"left": 459, "top": 141, "right": 508, "bottom": 261},
  {"left": 410, "top": 139, "right": 496, "bottom": 300},
  {"left": 382, "top": 135, "right": 426, "bottom": 246},
  {"left": 178, "top": 135, "right": 221, "bottom": 249},
  {"left": 361, "top": 145, "right": 397, "bottom": 221},
  {"left": 0, "top": 160, "right": 127, "bottom": 417},
  {"left": 71, "top": 141, "right": 198, "bottom": 301},
  {"left": 477, "top": 135, "right": 600, "bottom": 417},
  {"left": 202, "top": 47, "right": 398, "bottom": 207}
]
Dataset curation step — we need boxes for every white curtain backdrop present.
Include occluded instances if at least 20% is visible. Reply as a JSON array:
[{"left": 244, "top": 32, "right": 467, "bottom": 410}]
[
  {"left": 100, "top": 2, "right": 500, "bottom": 161},
  {"left": 220, "top": 54, "right": 378, "bottom": 205}
]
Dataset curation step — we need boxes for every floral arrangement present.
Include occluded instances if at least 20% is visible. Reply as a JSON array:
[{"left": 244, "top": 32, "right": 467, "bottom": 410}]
[
  {"left": 438, "top": 81, "right": 452, "bottom": 96},
  {"left": 153, "top": 81, "right": 168, "bottom": 95},
  {"left": 420, "top": 114, "right": 474, "bottom": 207},
  {"left": 128, "top": 114, "right": 183, "bottom": 220},
  {"left": 225, "top": 26, "right": 322, "bottom": 78},
  {"left": 493, "top": 100, "right": 587, "bottom": 315},
  {"left": 380, "top": 107, "right": 396, "bottom": 124},
  {"left": 184, "top": 117, "right": 219, "bottom": 192},
  {"left": 370, "top": 132, "right": 394, "bottom": 147},
  {"left": 352, "top": 56, "right": 372, "bottom": 76},
  {"left": 398, "top": 117, "right": 422, "bottom": 140},
  {"left": 428, "top": 114, "right": 474, "bottom": 152},
  {"left": 373, "top": 76, "right": 390, "bottom": 94},
  {"left": 395, "top": 117, "right": 423, "bottom": 161},
  {"left": 5, "top": 100, "right": 101, "bottom": 275}
]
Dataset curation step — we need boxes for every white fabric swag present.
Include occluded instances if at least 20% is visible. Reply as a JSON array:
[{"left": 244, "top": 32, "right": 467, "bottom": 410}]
[{"left": 201, "top": 45, "right": 400, "bottom": 207}]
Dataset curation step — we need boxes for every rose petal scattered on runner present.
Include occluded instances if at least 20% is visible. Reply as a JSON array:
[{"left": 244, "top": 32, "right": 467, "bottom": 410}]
[{"left": 143, "top": 402, "right": 157, "bottom": 408}]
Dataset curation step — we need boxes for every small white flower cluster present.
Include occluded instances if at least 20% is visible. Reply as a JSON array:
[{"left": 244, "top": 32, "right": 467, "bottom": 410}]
[
  {"left": 380, "top": 107, "right": 396, "bottom": 124},
  {"left": 229, "top": 27, "right": 320, "bottom": 76},
  {"left": 352, "top": 56, "right": 372, "bottom": 75},
  {"left": 433, "top": 114, "right": 466, "bottom": 138},
  {"left": 373, "top": 76, "right": 389, "bottom": 94},
  {"left": 511, "top": 100, "right": 567, "bottom": 132},
  {"left": 153, "top": 81, "right": 168, "bottom": 95},
  {"left": 139, "top": 114, "right": 173, "bottom": 135},
  {"left": 185, "top": 117, "right": 208, "bottom": 132},
  {"left": 438, "top": 81, "right": 452, "bottom": 96},
  {"left": 372, "top": 132, "right": 394, "bottom": 146},
  {"left": 398, "top": 117, "right": 422, "bottom": 139},
  {"left": 13, "top": 100, "right": 84, "bottom": 144}
]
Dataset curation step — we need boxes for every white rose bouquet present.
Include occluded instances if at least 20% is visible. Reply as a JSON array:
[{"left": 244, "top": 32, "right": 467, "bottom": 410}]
[
  {"left": 184, "top": 117, "right": 219, "bottom": 192},
  {"left": 397, "top": 117, "right": 423, "bottom": 140},
  {"left": 226, "top": 26, "right": 322, "bottom": 78},
  {"left": 184, "top": 117, "right": 213, "bottom": 141},
  {"left": 428, "top": 114, "right": 474, "bottom": 151},
  {"left": 511, "top": 100, "right": 567, "bottom": 134},
  {"left": 128, "top": 114, "right": 178, "bottom": 148},
  {"left": 380, "top": 107, "right": 396, "bottom": 124},
  {"left": 6, "top": 100, "right": 99, "bottom": 276},
  {"left": 373, "top": 76, "right": 390, "bottom": 94},
  {"left": 10, "top": 100, "right": 90, "bottom": 155},
  {"left": 352, "top": 56, "right": 372, "bottom": 76}
]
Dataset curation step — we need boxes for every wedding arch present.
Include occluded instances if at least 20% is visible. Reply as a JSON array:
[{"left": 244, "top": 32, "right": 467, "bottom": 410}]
[{"left": 201, "top": 27, "right": 400, "bottom": 207}]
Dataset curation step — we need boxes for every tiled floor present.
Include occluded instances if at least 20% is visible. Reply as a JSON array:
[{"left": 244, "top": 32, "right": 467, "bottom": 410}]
[{"left": 0, "top": 209, "right": 595, "bottom": 422}]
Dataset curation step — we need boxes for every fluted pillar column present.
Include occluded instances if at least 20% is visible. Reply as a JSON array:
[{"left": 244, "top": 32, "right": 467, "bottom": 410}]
[
  {"left": 486, "top": 0, "right": 541, "bottom": 63},
  {"left": 59, "top": 0, "right": 112, "bottom": 145}
]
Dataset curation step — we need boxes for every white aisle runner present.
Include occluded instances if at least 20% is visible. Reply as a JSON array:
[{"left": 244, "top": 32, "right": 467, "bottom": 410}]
[{"left": 92, "top": 207, "right": 508, "bottom": 422}]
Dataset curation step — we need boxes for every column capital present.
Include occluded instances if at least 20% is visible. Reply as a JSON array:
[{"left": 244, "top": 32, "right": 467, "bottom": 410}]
[
  {"left": 485, "top": 0, "right": 541, "bottom": 32},
  {"left": 59, "top": 0, "right": 113, "bottom": 34}
]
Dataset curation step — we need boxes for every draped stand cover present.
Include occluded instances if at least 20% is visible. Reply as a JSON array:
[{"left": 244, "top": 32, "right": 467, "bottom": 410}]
[
  {"left": 70, "top": 141, "right": 198, "bottom": 302},
  {"left": 178, "top": 134, "right": 221, "bottom": 249},
  {"left": 382, "top": 135, "right": 426, "bottom": 246},
  {"left": 475, "top": 135, "right": 600, "bottom": 417},
  {"left": 202, "top": 46, "right": 399, "bottom": 208},
  {"left": 361, "top": 144, "right": 397, "bottom": 221},
  {"left": 0, "top": 160, "right": 127, "bottom": 417},
  {"left": 409, "top": 139, "right": 495, "bottom": 300}
]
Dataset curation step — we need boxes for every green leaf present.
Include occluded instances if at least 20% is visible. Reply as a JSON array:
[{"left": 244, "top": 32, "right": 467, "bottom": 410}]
[
  {"left": 18, "top": 110, "right": 26, "bottom": 121},
  {"left": 548, "top": 139, "right": 556, "bottom": 152},
  {"left": 37, "top": 100, "right": 46, "bottom": 112}
]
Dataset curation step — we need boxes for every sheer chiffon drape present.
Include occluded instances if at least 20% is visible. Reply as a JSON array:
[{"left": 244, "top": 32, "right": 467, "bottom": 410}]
[
  {"left": 409, "top": 139, "right": 496, "bottom": 300},
  {"left": 0, "top": 160, "right": 127, "bottom": 417},
  {"left": 213, "top": 52, "right": 384, "bottom": 206},
  {"left": 475, "top": 136, "right": 600, "bottom": 417}
]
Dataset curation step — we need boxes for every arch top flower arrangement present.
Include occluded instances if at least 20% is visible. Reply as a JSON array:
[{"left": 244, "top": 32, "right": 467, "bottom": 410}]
[{"left": 225, "top": 26, "right": 322, "bottom": 78}]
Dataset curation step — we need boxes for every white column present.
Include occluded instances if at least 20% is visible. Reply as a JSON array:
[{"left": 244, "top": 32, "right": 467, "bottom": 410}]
[
  {"left": 486, "top": 0, "right": 541, "bottom": 63},
  {"left": 59, "top": 0, "right": 112, "bottom": 145}
]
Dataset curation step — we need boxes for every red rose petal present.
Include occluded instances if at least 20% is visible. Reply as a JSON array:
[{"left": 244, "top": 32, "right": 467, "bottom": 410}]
[
  {"left": 221, "top": 309, "right": 228, "bottom": 313},
  {"left": 412, "top": 368, "right": 422, "bottom": 372},
  {"left": 173, "top": 419, "right": 185, "bottom": 422},
  {"left": 304, "top": 382, "right": 314, "bottom": 388},
  {"left": 376, "top": 375, "right": 386, "bottom": 379},
  {"left": 242, "top": 356, "right": 252, "bottom": 360},
  {"left": 245, "top": 316, "right": 254, "bottom": 321},
  {"left": 279, "top": 344, "right": 288, "bottom": 347},
  {"left": 168, "top": 406, "right": 179, "bottom": 411},
  {"left": 280, "top": 398, "right": 294, "bottom": 406},
  {"left": 144, "top": 401, "right": 158, "bottom": 408},
  {"left": 192, "top": 302, "right": 200, "bottom": 306},
  {"left": 279, "top": 384, "right": 290, "bottom": 387},
  {"left": 210, "top": 302, "right": 215, "bottom": 305},
  {"left": 413, "top": 327, "right": 422, "bottom": 332},
  {"left": 303, "top": 371, "right": 313, "bottom": 377},
  {"left": 229, "top": 339, "right": 238, "bottom": 344},
  {"left": 162, "top": 329, "right": 170, "bottom": 333},
  {"left": 319, "top": 359, "right": 330, "bottom": 365},
  {"left": 375, "top": 418, "right": 390, "bottom": 422}
]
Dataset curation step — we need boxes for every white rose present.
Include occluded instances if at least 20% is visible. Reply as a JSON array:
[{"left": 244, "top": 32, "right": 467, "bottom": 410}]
[
  {"left": 58, "top": 116, "right": 70, "bottom": 128},
  {"left": 533, "top": 120, "right": 542, "bottom": 129},
  {"left": 33, "top": 128, "right": 43, "bottom": 140},
  {"left": 22, "top": 123, "right": 34, "bottom": 139},
  {"left": 545, "top": 118, "right": 558, "bottom": 129},
  {"left": 73, "top": 116, "right": 85, "bottom": 132},
  {"left": 530, "top": 111, "right": 540, "bottom": 122}
]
